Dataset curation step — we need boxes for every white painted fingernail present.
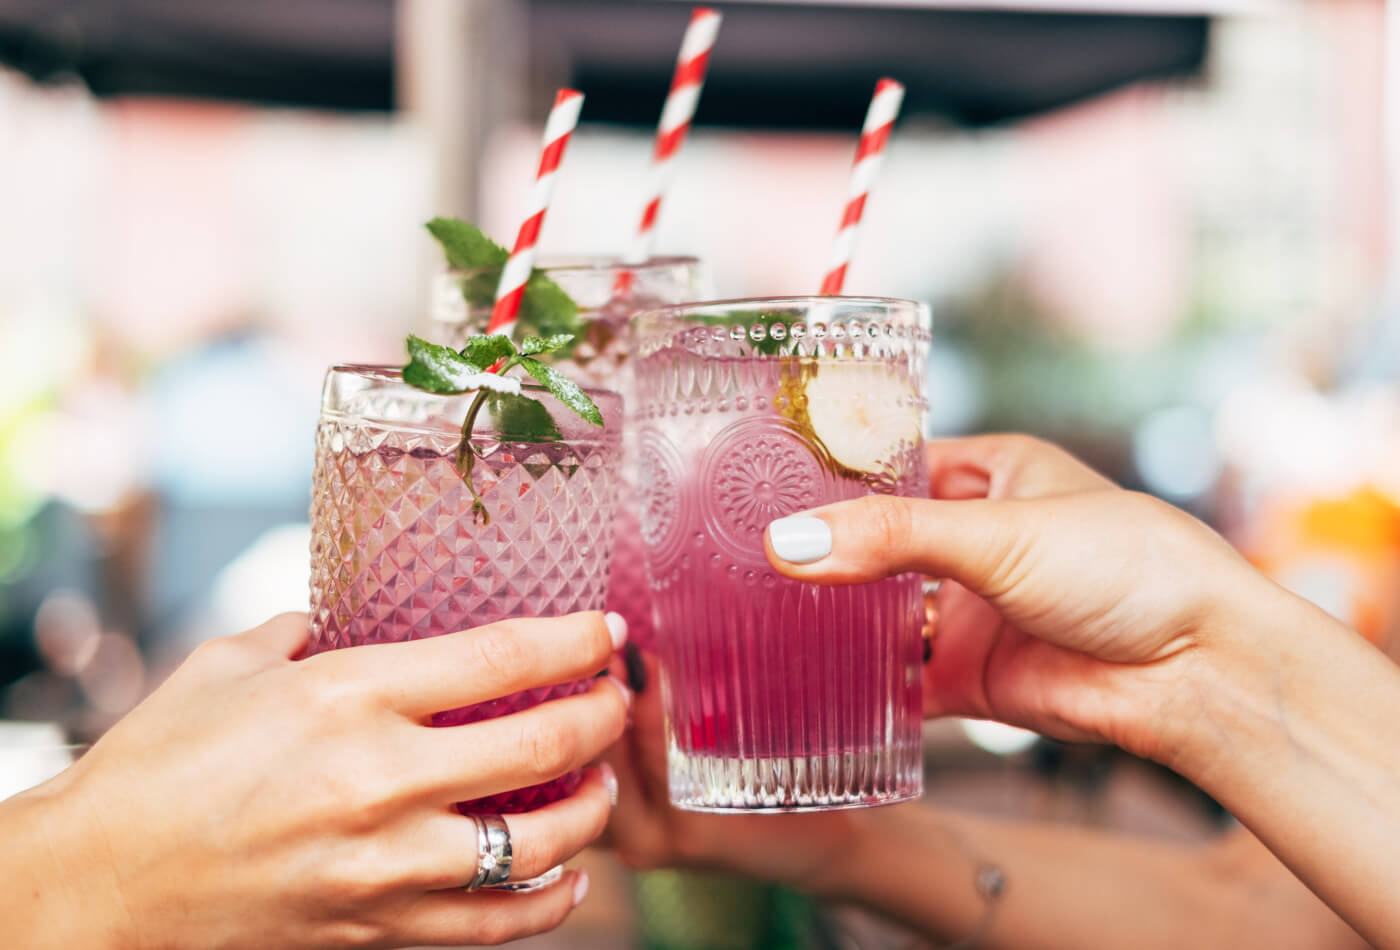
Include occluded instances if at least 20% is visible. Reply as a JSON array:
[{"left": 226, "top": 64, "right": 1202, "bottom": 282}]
[
  {"left": 604, "top": 612, "right": 628, "bottom": 650},
  {"left": 768, "top": 516, "right": 832, "bottom": 564},
  {"left": 599, "top": 762, "right": 619, "bottom": 807},
  {"left": 607, "top": 675, "right": 632, "bottom": 708},
  {"left": 572, "top": 870, "right": 590, "bottom": 907}
]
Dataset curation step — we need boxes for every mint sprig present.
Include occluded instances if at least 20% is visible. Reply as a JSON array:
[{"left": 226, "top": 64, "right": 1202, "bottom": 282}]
[
  {"left": 426, "top": 217, "right": 580, "bottom": 341},
  {"left": 401, "top": 332, "right": 603, "bottom": 523}
]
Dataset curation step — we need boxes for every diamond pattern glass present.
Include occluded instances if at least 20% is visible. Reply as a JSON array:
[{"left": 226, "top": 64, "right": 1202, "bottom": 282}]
[
  {"left": 306, "top": 366, "right": 623, "bottom": 817},
  {"left": 424, "top": 256, "right": 710, "bottom": 649}
]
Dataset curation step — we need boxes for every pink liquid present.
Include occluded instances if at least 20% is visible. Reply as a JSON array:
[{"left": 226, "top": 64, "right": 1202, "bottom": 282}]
[
  {"left": 655, "top": 565, "right": 923, "bottom": 762},
  {"left": 605, "top": 503, "right": 657, "bottom": 647},
  {"left": 430, "top": 287, "right": 701, "bottom": 654},
  {"left": 307, "top": 415, "right": 619, "bottom": 814},
  {"left": 635, "top": 349, "right": 926, "bottom": 810}
]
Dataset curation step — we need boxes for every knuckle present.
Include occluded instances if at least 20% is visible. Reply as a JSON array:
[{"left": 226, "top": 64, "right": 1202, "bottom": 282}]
[
  {"left": 515, "top": 827, "right": 563, "bottom": 878},
  {"left": 189, "top": 636, "right": 249, "bottom": 671},
  {"left": 320, "top": 847, "right": 396, "bottom": 906},
  {"left": 520, "top": 721, "right": 578, "bottom": 778},
  {"left": 314, "top": 761, "right": 401, "bottom": 831},
  {"left": 301, "top": 657, "right": 374, "bottom": 716},
  {"left": 868, "top": 495, "right": 914, "bottom": 555},
  {"left": 471, "top": 628, "right": 530, "bottom": 684}
]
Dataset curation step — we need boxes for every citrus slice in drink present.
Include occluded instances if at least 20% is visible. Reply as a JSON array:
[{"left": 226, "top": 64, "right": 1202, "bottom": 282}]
[{"left": 799, "top": 361, "right": 921, "bottom": 475}]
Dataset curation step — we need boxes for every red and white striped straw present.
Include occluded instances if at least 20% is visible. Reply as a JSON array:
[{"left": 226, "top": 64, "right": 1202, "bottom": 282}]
[
  {"left": 819, "top": 78, "right": 905, "bottom": 296},
  {"left": 623, "top": 6, "right": 722, "bottom": 266},
  {"left": 487, "top": 88, "right": 585, "bottom": 339}
]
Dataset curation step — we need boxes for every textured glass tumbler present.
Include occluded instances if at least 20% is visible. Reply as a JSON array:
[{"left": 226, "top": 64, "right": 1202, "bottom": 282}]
[
  {"left": 306, "top": 365, "right": 622, "bottom": 886},
  {"left": 427, "top": 256, "right": 709, "bottom": 651},
  {"left": 633, "top": 298, "right": 931, "bottom": 812}
]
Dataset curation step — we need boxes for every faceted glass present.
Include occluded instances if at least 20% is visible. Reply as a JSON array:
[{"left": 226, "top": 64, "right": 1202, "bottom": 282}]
[
  {"left": 426, "top": 256, "right": 709, "bottom": 650},
  {"left": 306, "top": 366, "right": 623, "bottom": 820}
]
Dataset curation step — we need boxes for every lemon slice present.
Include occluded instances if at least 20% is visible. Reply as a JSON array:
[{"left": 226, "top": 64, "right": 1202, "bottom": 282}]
[{"left": 799, "top": 361, "right": 922, "bottom": 475}]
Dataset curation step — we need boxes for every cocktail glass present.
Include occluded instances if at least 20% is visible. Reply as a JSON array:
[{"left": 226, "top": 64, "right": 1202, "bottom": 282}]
[
  {"left": 427, "top": 257, "right": 708, "bottom": 650},
  {"left": 305, "top": 365, "right": 623, "bottom": 887},
  {"left": 632, "top": 297, "right": 931, "bottom": 812}
]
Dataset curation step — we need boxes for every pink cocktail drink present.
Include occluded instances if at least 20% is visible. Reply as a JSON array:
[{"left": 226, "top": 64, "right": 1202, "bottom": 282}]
[
  {"left": 634, "top": 298, "right": 931, "bottom": 812},
  {"left": 306, "top": 366, "right": 623, "bottom": 815},
  {"left": 427, "top": 257, "right": 709, "bottom": 649}
]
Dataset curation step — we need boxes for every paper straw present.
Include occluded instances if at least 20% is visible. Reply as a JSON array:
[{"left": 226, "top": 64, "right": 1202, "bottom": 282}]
[
  {"left": 487, "top": 88, "right": 585, "bottom": 339},
  {"left": 623, "top": 7, "right": 723, "bottom": 271},
  {"left": 819, "top": 78, "right": 904, "bottom": 296}
]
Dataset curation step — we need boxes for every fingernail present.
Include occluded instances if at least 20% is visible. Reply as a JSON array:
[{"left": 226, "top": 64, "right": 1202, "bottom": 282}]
[
  {"left": 607, "top": 675, "right": 632, "bottom": 709},
  {"left": 604, "top": 612, "right": 629, "bottom": 650},
  {"left": 623, "top": 642, "right": 648, "bottom": 694},
  {"left": 572, "top": 870, "right": 590, "bottom": 907},
  {"left": 600, "top": 762, "right": 619, "bottom": 807},
  {"left": 768, "top": 516, "right": 832, "bottom": 564}
]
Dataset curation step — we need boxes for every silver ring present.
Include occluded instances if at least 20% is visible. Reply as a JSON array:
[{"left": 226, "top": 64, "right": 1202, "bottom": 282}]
[{"left": 466, "top": 814, "right": 513, "bottom": 890}]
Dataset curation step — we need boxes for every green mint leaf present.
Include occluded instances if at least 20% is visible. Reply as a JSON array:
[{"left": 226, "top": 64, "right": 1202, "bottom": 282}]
[
  {"left": 519, "top": 271, "right": 581, "bottom": 340},
  {"left": 517, "top": 357, "right": 604, "bottom": 427},
  {"left": 403, "top": 335, "right": 486, "bottom": 393},
  {"left": 426, "top": 216, "right": 581, "bottom": 354},
  {"left": 425, "top": 217, "right": 508, "bottom": 272},
  {"left": 519, "top": 333, "right": 575, "bottom": 356},
  {"left": 485, "top": 392, "right": 562, "bottom": 443},
  {"left": 460, "top": 334, "right": 516, "bottom": 368}
]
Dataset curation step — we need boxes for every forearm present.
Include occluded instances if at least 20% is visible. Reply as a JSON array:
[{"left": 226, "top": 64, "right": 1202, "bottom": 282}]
[
  {"left": 0, "top": 777, "right": 126, "bottom": 949},
  {"left": 1167, "top": 583, "right": 1400, "bottom": 950},
  {"left": 812, "top": 807, "right": 1340, "bottom": 950}
]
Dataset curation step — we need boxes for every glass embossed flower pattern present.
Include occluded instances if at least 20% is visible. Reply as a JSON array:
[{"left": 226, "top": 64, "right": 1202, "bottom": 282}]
[
  {"left": 704, "top": 420, "right": 825, "bottom": 562},
  {"left": 632, "top": 301, "right": 930, "bottom": 813},
  {"left": 637, "top": 428, "right": 687, "bottom": 569}
]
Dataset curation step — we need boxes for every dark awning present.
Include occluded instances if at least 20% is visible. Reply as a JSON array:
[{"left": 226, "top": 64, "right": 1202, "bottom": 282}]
[{"left": 0, "top": 0, "right": 1208, "bottom": 127}]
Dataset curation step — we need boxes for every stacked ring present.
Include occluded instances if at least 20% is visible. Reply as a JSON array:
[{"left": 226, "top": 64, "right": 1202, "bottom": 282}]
[{"left": 466, "top": 814, "right": 514, "bottom": 890}]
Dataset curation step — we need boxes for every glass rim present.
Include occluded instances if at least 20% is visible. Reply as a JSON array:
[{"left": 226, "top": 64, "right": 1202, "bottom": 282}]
[
  {"left": 444, "top": 254, "right": 701, "bottom": 279},
  {"left": 634, "top": 294, "right": 930, "bottom": 324},
  {"left": 325, "top": 363, "right": 621, "bottom": 402},
  {"left": 322, "top": 364, "right": 623, "bottom": 441}
]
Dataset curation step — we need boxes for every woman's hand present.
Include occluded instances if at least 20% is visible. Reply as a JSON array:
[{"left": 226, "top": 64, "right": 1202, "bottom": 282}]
[
  {"left": 766, "top": 433, "right": 1275, "bottom": 762},
  {"left": 4, "top": 611, "right": 631, "bottom": 950},
  {"left": 605, "top": 434, "right": 1400, "bottom": 948},
  {"left": 603, "top": 436, "right": 1125, "bottom": 892}
]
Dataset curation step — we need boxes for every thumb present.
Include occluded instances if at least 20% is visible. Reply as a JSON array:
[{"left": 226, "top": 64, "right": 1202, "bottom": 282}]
[
  {"left": 764, "top": 495, "right": 1034, "bottom": 596},
  {"left": 236, "top": 611, "right": 312, "bottom": 659}
]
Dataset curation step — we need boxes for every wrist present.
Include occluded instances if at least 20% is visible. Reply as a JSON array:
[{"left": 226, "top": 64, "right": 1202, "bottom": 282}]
[
  {"left": 794, "top": 809, "right": 895, "bottom": 903},
  {"left": 672, "top": 812, "right": 867, "bottom": 897},
  {"left": 5, "top": 771, "right": 133, "bottom": 950},
  {"left": 1147, "top": 573, "right": 1347, "bottom": 784}
]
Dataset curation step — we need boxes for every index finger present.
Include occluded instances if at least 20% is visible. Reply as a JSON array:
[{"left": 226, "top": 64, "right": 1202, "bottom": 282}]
[
  {"left": 306, "top": 611, "right": 627, "bottom": 718},
  {"left": 926, "top": 434, "right": 1114, "bottom": 500}
]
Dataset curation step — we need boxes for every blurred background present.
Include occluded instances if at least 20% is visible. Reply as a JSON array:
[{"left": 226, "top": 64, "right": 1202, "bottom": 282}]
[{"left": 0, "top": 0, "right": 1395, "bottom": 946}]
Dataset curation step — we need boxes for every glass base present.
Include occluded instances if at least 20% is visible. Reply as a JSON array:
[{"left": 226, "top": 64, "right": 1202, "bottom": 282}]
[
  {"left": 667, "top": 745, "right": 923, "bottom": 813},
  {"left": 485, "top": 864, "right": 563, "bottom": 892}
]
